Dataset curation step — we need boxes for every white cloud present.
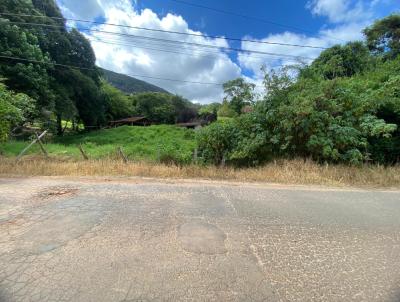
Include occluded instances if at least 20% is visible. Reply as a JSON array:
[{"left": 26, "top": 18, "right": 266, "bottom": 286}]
[
  {"left": 306, "top": 0, "right": 378, "bottom": 23},
  {"left": 238, "top": 0, "right": 378, "bottom": 77},
  {"left": 238, "top": 19, "right": 369, "bottom": 77},
  {"left": 59, "top": 1, "right": 241, "bottom": 103},
  {"left": 58, "top": 0, "right": 103, "bottom": 20},
  {"left": 238, "top": 32, "right": 326, "bottom": 78}
]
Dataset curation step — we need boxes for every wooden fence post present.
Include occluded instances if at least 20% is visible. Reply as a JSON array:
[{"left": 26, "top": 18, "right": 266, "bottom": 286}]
[
  {"left": 16, "top": 130, "right": 48, "bottom": 162},
  {"left": 78, "top": 144, "right": 89, "bottom": 160},
  {"left": 220, "top": 154, "right": 226, "bottom": 168},
  {"left": 118, "top": 147, "right": 128, "bottom": 163},
  {"left": 35, "top": 132, "right": 48, "bottom": 158},
  {"left": 157, "top": 144, "right": 161, "bottom": 162},
  {"left": 193, "top": 148, "right": 198, "bottom": 164}
]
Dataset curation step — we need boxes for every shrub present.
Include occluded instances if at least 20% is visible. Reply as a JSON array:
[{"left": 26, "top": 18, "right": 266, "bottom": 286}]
[
  {"left": 0, "top": 84, "right": 36, "bottom": 141},
  {"left": 158, "top": 145, "right": 192, "bottom": 166},
  {"left": 196, "top": 120, "right": 237, "bottom": 165}
]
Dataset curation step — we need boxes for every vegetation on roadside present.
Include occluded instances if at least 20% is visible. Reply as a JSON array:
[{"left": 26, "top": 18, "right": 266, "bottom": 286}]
[
  {"left": 1, "top": 158, "right": 399, "bottom": 188},
  {"left": 197, "top": 15, "right": 400, "bottom": 166},
  {"left": 1, "top": 125, "right": 196, "bottom": 164}
]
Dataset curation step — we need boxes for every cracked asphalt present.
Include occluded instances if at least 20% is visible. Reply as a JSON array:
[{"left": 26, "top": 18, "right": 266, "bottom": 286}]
[{"left": 1, "top": 177, "right": 400, "bottom": 302}]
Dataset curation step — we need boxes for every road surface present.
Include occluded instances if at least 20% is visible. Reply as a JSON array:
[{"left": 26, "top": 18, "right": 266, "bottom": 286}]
[{"left": 0, "top": 177, "right": 400, "bottom": 302}]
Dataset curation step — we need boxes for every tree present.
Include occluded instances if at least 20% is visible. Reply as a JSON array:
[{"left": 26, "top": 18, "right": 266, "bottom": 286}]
[
  {"left": 65, "top": 69, "right": 106, "bottom": 128},
  {"left": 222, "top": 78, "right": 255, "bottom": 115},
  {"left": 199, "top": 102, "right": 220, "bottom": 122},
  {"left": 0, "top": 21, "right": 52, "bottom": 109},
  {"left": 130, "top": 92, "right": 175, "bottom": 123},
  {"left": 305, "top": 42, "right": 372, "bottom": 80},
  {"left": 197, "top": 120, "right": 238, "bottom": 165},
  {"left": 258, "top": 61, "right": 398, "bottom": 164},
  {"left": 101, "top": 80, "right": 133, "bottom": 120},
  {"left": 170, "top": 95, "right": 198, "bottom": 123},
  {"left": 129, "top": 92, "right": 197, "bottom": 124},
  {"left": 0, "top": 83, "right": 36, "bottom": 141},
  {"left": 217, "top": 100, "right": 237, "bottom": 118},
  {"left": 364, "top": 14, "right": 400, "bottom": 59},
  {"left": 0, "top": 0, "right": 106, "bottom": 133}
]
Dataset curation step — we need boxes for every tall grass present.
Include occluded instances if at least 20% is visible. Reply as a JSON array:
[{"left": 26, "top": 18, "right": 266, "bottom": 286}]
[{"left": 1, "top": 158, "right": 399, "bottom": 188}]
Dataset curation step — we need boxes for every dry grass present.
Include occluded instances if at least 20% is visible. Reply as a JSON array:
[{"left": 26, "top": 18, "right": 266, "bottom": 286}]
[{"left": 1, "top": 156, "right": 399, "bottom": 188}]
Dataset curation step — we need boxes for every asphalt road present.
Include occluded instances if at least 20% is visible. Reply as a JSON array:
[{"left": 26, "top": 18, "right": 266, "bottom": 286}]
[{"left": 1, "top": 177, "right": 400, "bottom": 302}]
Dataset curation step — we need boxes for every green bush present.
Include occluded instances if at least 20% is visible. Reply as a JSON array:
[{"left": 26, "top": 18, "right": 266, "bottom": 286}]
[
  {"left": 196, "top": 114, "right": 270, "bottom": 166},
  {"left": 0, "top": 84, "right": 36, "bottom": 141},
  {"left": 196, "top": 120, "right": 237, "bottom": 165}
]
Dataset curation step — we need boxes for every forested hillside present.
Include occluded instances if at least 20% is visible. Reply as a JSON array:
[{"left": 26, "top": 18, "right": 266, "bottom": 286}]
[{"left": 100, "top": 68, "right": 168, "bottom": 94}]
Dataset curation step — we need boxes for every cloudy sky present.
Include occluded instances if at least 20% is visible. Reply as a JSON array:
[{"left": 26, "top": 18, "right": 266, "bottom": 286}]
[{"left": 56, "top": 0, "right": 399, "bottom": 103}]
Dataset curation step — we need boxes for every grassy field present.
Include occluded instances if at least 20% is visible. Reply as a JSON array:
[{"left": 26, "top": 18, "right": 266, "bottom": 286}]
[{"left": 0, "top": 125, "right": 197, "bottom": 163}]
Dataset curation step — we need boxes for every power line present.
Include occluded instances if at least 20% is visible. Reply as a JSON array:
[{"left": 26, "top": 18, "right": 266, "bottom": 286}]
[
  {"left": 0, "top": 54, "right": 243, "bottom": 86},
  {"left": 2, "top": 20, "right": 305, "bottom": 62},
  {"left": 0, "top": 12, "right": 329, "bottom": 49},
  {"left": 87, "top": 36, "right": 305, "bottom": 65},
  {"left": 166, "top": 0, "right": 345, "bottom": 42},
  {"left": 5, "top": 21, "right": 316, "bottom": 61},
  {"left": 12, "top": 23, "right": 300, "bottom": 63}
]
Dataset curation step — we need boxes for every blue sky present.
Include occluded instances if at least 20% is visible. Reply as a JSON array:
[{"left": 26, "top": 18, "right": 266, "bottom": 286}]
[{"left": 56, "top": 0, "right": 399, "bottom": 103}]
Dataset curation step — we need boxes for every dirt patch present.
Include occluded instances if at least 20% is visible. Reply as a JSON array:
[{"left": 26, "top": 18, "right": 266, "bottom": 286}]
[
  {"left": 0, "top": 214, "right": 26, "bottom": 227},
  {"left": 35, "top": 186, "right": 79, "bottom": 199},
  {"left": 178, "top": 221, "right": 227, "bottom": 255}
]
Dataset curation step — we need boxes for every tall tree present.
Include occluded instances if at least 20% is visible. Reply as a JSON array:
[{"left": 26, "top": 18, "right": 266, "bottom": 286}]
[
  {"left": 364, "top": 14, "right": 400, "bottom": 59},
  {"left": 222, "top": 78, "right": 255, "bottom": 115},
  {"left": 305, "top": 42, "right": 372, "bottom": 80},
  {"left": 0, "top": 20, "right": 52, "bottom": 110}
]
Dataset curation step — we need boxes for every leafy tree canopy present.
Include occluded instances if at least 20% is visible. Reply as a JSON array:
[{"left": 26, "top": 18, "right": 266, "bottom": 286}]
[
  {"left": 364, "top": 14, "right": 400, "bottom": 59},
  {"left": 223, "top": 78, "right": 255, "bottom": 114}
]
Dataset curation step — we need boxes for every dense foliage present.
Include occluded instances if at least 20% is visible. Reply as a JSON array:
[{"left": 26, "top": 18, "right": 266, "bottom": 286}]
[
  {"left": 198, "top": 15, "right": 400, "bottom": 166},
  {"left": 0, "top": 0, "right": 105, "bottom": 133},
  {"left": 0, "top": 83, "right": 35, "bottom": 141},
  {"left": 130, "top": 92, "right": 198, "bottom": 124},
  {"left": 364, "top": 14, "right": 400, "bottom": 60}
]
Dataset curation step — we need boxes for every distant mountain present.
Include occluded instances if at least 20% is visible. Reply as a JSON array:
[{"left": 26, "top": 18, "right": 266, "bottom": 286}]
[{"left": 100, "top": 68, "right": 169, "bottom": 94}]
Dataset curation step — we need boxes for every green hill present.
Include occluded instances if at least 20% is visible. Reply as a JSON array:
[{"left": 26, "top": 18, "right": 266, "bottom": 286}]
[{"left": 100, "top": 68, "right": 169, "bottom": 94}]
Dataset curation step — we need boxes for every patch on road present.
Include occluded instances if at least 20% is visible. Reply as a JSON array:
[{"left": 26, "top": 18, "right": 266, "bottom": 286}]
[
  {"left": 35, "top": 186, "right": 79, "bottom": 199},
  {"left": 15, "top": 210, "right": 101, "bottom": 255},
  {"left": 178, "top": 222, "right": 227, "bottom": 254}
]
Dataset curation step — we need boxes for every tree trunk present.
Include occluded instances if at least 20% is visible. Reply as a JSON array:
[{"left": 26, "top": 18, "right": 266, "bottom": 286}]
[{"left": 56, "top": 114, "right": 63, "bottom": 136}]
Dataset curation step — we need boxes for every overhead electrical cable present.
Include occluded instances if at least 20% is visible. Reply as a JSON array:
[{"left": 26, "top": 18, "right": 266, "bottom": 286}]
[
  {"left": 87, "top": 36, "right": 305, "bottom": 64},
  {"left": 4, "top": 21, "right": 317, "bottom": 61},
  {"left": 0, "top": 12, "right": 328, "bottom": 49},
  {"left": 0, "top": 54, "right": 267, "bottom": 86}
]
